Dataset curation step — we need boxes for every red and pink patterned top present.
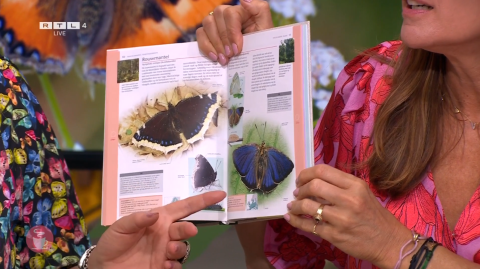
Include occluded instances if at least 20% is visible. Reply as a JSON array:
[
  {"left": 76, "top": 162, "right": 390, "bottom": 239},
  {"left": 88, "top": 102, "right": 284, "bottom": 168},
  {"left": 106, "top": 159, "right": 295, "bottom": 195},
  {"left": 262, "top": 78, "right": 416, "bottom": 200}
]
[{"left": 264, "top": 41, "right": 480, "bottom": 268}]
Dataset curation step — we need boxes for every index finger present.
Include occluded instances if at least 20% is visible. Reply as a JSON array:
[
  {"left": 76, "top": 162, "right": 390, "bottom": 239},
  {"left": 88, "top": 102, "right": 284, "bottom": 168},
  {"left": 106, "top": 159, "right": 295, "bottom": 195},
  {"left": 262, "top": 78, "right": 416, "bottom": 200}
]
[
  {"left": 162, "top": 191, "right": 227, "bottom": 221},
  {"left": 297, "top": 164, "right": 353, "bottom": 189}
]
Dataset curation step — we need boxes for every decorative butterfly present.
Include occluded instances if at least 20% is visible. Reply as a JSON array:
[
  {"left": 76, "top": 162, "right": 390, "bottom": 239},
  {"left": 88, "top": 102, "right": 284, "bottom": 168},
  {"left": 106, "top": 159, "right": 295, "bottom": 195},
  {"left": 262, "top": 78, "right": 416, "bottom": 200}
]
[
  {"left": 132, "top": 92, "right": 222, "bottom": 155},
  {"left": 230, "top": 72, "right": 243, "bottom": 98},
  {"left": 0, "top": 0, "right": 238, "bottom": 83},
  {"left": 228, "top": 105, "right": 244, "bottom": 128},
  {"left": 193, "top": 154, "right": 219, "bottom": 190},
  {"left": 232, "top": 124, "right": 294, "bottom": 194},
  {"left": 31, "top": 198, "right": 55, "bottom": 233}
]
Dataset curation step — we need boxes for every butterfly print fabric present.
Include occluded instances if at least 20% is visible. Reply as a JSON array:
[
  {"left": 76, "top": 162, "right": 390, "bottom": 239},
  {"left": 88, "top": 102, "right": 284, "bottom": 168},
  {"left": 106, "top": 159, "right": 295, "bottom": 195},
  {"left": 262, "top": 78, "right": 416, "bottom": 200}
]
[
  {"left": 263, "top": 41, "right": 480, "bottom": 268},
  {"left": 0, "top": 55, "right": 90, "bottom": 269}
]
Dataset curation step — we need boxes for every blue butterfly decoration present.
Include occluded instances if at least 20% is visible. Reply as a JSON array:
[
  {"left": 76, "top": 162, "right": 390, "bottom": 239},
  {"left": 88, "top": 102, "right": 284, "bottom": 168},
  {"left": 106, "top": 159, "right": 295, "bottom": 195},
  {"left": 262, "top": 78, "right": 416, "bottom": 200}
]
[
  {"left": 232, "top": 124, "right": 294, "bottom": 194},
  {"left": 73, "top": 244, "right": 86, "bottom": 257},
  {"left": 20, "top": 83, "right": 39, "bottom": 105},
  {"left": 26, "top": 149, "right": 41, "bottom": 176},
  {"left": 0, "top": 210, "right": 11, "bottom": 239},
  {"left": 22, "top": 175, "right": 35, "bottom": 202},
  {"left": 19, "top": 97, "right": 37, "bottom": 129},
  {"left": 31, "top": 198, "right": 55, "bottom": 233},
  {"left": 1, "top": 125, "right": 10, "bottom": 149}
]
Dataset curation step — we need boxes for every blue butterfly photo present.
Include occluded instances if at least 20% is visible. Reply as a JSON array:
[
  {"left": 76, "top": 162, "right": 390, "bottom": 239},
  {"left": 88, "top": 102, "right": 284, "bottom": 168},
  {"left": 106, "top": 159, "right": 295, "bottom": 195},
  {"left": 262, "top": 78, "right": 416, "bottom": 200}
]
[{"left": 232, "top": 122, "right": 294, "bottom": 194}]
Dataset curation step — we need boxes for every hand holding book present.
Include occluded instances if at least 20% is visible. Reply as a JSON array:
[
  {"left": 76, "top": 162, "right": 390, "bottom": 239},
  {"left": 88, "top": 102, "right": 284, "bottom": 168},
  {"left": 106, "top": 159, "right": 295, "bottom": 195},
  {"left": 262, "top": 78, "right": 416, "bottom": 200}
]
[{"left": 197, "top": 0, "right": 274, "bottom": 65}]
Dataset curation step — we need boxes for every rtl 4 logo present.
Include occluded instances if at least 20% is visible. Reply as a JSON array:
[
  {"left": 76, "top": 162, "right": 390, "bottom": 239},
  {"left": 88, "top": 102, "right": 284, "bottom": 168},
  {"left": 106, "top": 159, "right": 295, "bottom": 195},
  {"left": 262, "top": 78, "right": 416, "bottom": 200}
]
[{"left": 39, "top": 22, "right": 87, "bottom": 36}]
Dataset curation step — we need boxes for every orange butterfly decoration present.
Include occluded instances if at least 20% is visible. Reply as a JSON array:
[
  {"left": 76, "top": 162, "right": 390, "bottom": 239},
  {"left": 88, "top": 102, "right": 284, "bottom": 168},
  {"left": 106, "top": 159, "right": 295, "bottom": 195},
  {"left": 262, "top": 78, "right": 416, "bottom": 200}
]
[{"left": 0, "top": 0, "right": 237, "bottom": 83}]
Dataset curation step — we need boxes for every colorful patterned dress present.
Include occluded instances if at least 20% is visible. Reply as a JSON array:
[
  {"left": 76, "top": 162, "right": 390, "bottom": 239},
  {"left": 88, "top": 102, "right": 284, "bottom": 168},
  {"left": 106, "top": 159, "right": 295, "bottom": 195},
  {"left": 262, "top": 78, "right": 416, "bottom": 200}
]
[
  {"left": 264, "top": 41, "right": 480, "bottom": 268},
  {"left": 0, "top": 56, "right": 90, "bottom": 269}
]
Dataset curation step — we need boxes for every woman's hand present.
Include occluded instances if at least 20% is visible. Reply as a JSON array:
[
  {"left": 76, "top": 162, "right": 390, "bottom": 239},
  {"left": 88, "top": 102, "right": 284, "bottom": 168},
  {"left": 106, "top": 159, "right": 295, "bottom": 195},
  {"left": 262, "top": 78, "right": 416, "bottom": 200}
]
[
  {"left": 284, "top": 164, "right": 411, "bottom": 268},
  {"left": 196, "top": 0, "right": 273, "bottom": 65},
  {"left": 88, "top": 191, "right": 226, "bottom": 269}
]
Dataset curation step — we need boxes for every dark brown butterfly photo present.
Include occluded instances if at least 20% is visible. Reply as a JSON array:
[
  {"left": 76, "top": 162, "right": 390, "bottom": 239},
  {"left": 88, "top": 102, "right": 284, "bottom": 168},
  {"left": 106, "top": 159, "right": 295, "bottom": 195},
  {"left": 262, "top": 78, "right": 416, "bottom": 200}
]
[{"left": 228, "top": 105, "right": 244, "bottom": 128}]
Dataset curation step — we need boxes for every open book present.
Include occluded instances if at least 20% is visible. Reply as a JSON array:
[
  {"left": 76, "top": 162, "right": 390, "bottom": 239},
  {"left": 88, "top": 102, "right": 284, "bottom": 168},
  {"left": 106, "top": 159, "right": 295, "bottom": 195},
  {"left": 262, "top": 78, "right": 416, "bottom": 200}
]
[{"left": 102, "top": 22, "right": 313, "bottom": 225}]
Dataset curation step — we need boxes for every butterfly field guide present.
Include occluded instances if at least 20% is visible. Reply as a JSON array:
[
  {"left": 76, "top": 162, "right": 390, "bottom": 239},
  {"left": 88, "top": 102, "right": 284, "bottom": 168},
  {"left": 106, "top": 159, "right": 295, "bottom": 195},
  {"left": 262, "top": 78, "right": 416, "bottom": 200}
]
[{"left": 101, "top": 22, "right": 314, "bottom": 225}]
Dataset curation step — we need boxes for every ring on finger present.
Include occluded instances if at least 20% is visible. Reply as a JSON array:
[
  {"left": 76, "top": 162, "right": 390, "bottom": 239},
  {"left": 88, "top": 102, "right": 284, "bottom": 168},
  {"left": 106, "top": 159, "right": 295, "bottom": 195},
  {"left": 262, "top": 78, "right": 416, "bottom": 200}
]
[
  {"left": 314, "top": 204, "right": 325, "bottom": 222},
  {"left": 312, "top": 220, "right": 320, "bottom": 235},
  {"left": 177, "top": 241, "right": 191, "bottom": 264},
  {"left": 209, "top": 11, "right": 214, "bottom": 15}
]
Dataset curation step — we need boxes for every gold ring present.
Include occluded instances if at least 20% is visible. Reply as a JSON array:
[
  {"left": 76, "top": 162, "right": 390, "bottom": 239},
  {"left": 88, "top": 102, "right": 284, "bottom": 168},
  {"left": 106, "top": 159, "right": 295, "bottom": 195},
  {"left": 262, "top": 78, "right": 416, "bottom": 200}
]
[
  {"left": 177, "top": 241, "right": 191, "bottom": 264},
  {"left": 314, "top": 204, "right": 325, "bottom": 222},
  {"left": 312, "top": 220, "right": 319, "bottom": 235},
  {"left": 209, "top": 11, "right": 214, "bottom": 15}
]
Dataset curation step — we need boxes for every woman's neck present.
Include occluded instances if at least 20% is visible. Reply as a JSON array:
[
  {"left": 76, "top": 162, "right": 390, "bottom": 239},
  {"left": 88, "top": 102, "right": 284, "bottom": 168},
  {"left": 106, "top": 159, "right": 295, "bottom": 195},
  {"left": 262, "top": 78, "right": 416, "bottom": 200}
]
[{"left": 445, "top": 55, "right": 480, "bottom": 119}]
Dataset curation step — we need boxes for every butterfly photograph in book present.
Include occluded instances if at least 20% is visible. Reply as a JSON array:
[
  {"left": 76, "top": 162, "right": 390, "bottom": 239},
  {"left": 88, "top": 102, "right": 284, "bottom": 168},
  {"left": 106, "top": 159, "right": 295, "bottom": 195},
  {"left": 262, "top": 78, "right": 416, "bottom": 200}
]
[
  {"left": 229, "top": 72, "right": 244, "bottom": 99},
  {"left": 229, "top": 121, "right": 294, "bottom": 203},
  {"left": 192, "top": 154, "right": 221, "bottom": 191},
  {"left": 188, "top": 154, "right": 225, "bottom": 211},
  {"left": 227, "top": 104, "right": 244, "bottom": 144},
  {"left": 118, "top": 81, "right": 226, "bottom": 159},
  {"left": 228, "top": 105, "right": 244, "bottom": 128},
  {"left": 246, "top": 194, "right": 258, "bottom": 211}
]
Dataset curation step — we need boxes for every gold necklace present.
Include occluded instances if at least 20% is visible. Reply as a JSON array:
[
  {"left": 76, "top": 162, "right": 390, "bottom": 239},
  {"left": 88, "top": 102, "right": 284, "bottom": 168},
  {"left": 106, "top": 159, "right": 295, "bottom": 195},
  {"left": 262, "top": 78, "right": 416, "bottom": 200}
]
[
  {"left": 444, "top": 84, "right": 480, "bottom": 130},
  {"left": 453, "top": 106, "right": 480, "bottom": 130}
]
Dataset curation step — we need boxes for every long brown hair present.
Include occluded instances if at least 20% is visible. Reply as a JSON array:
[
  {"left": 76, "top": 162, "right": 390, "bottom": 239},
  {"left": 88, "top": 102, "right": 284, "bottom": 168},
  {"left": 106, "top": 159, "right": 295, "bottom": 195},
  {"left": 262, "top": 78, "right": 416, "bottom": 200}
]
[{"left": 366, "top": 44, "right": 448, "bottom": 198}]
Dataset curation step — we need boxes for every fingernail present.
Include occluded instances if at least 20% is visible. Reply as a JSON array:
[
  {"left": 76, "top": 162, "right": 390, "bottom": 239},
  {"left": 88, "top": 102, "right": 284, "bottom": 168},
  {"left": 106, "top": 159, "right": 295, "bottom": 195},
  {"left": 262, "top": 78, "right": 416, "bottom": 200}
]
[
  {"left": 165, "top": 261, "right": 173, "bottom": 269},
  {"left": 208, "top": 52, "right": 218, "bottom": 61},
  {"left": 218, "top": 53, "right": 227, "bottom": 65},
  {"left": 283, "top": 214, "right": 290, "bottom": 222},
  {"left": 232, "top": 43, "right": 239, "bottom": 55},
  {"left": 293, "top": 188, "right": 299, "bottom": 196},
  {"left": 146, "top": 211, "right": 159, "bottom": 218},
  {"left": 287, "top": 202, "right": 292, "bottom": 210},
  {"left": 295, "top": 177, "right": 299, "bottom": 184},
  {"left": 244, "top": 0, "right": 252, "bottom": 2},
  {"left": 224, "top": 45, "right": 231, "bottom": 56}
]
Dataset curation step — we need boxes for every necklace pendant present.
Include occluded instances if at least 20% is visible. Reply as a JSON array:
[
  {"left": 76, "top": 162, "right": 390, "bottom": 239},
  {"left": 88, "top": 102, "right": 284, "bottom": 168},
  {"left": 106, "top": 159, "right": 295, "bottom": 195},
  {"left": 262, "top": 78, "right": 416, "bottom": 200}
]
[{"left": 471, "top": 122, "right": 477, "bottom": 130}]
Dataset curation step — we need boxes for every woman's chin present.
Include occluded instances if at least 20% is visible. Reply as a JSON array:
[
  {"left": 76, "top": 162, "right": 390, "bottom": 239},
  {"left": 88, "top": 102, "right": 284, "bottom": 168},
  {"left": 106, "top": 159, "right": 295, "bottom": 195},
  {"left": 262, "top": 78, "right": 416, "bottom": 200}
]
[{"left": 400, "top": 30, "right": 428, "bottom": 49}]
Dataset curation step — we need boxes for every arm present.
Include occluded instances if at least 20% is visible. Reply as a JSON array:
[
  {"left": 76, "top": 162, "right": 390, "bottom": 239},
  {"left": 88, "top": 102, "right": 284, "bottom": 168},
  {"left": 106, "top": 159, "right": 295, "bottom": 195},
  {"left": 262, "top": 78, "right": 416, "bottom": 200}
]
[
  {"left": 0, "top": 56, "right": 91, "bottom": 268},
  {"left": 378, "top": 226, "right": 480, "bottom": 269},
  {"left": 236, "top": 221, "right": 274, "bottom": 269}
]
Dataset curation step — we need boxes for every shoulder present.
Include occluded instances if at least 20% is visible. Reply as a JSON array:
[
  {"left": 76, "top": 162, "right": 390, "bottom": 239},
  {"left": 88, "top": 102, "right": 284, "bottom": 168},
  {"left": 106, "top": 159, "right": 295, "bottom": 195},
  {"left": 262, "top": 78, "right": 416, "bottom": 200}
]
[
  {"left": 333, "top": 40, "right": 401, "bottom": 113},
  {"left": 313, "top": 41, "right": 401, "bottom": 165},
  {"left": 0, "top": 54, "right": 31, "bottom": 88}
]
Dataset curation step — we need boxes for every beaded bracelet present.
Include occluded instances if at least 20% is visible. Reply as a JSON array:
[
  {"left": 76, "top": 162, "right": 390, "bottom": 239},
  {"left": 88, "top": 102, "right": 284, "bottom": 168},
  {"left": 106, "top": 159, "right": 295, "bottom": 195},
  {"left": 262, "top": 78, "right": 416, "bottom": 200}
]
[
  {"left": 408, "top": 237, "right": 441, "bottom": 269},
  {"left": 394, "top": 230, "right": 427, "bottom": 269}
]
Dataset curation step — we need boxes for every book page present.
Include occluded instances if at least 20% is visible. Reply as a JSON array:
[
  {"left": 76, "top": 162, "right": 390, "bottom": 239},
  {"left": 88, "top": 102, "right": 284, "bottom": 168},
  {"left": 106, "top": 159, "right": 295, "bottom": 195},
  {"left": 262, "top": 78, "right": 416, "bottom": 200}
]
[
  {"left": 102, "top": 42, "right": 230, "bottom": 225},
  {"left": 226, "top": 22, "right": 312, "bottom": 222}
]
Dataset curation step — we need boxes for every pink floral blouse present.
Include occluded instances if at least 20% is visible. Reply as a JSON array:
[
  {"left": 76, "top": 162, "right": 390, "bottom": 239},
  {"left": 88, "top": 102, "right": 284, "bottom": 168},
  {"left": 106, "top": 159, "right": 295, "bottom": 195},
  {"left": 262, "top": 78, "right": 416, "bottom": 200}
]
[{"left": 264, "top": 41, "right": 480, "bottom": 268}]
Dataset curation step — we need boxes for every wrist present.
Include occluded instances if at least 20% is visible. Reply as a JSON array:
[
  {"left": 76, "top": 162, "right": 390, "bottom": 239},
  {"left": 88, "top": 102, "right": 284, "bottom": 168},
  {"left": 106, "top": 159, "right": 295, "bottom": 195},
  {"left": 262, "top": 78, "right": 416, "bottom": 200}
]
[
  {"left": 80, "top": 245, "right": 103, "bottom": 269},
  {"left": 373, "top": 225, "right": 414, "bottom": 269}
]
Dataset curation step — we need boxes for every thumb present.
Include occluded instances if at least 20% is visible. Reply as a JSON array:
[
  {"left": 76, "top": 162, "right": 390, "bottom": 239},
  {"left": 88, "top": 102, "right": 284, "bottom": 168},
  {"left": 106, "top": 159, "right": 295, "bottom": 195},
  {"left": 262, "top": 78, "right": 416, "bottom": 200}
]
[
  {"left": 111, "top": 211, "right": 159, "bottom": 234},
  {"left": 226, "top": 0, "right": 273, "bottom": 55},
  {"left": 239, "top": 0, "right": 273, "bottom": 30}
]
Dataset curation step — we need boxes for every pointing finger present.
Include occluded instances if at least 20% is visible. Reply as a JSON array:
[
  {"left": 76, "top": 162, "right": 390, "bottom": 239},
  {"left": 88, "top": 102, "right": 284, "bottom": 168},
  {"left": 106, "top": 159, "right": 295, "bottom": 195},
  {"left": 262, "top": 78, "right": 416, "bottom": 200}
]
[{"left": 161, "top": 191, "right": 227, "bottom": 221}]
